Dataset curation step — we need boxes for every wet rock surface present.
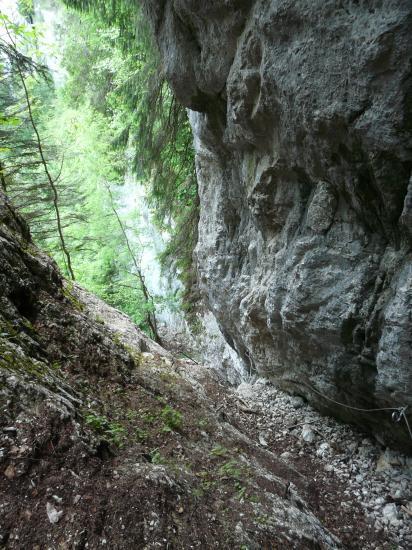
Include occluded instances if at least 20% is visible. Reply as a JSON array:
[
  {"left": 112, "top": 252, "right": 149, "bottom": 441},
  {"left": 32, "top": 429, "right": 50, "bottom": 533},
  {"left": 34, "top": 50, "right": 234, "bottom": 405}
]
[{"left": 143, "top": 0, "right": 412, "bottom": 450}]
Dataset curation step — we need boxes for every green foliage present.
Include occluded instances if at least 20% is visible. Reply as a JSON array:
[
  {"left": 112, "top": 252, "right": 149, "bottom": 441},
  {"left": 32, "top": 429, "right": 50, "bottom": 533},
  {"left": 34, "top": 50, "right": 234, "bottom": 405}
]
[
  {"left": 134, "top": 427, "right": 148, "bottom": 441},
  {"left": 160, "top": 404, "right": 183, "bottom": 432},
  {"left": 2, "top": 0, "right": 199, "bottom": 331},
  {"left": 218, "top": 459, "right": 244, "bottom": 480},
  {"left": 149, "top": 448, "right": 164, "bottom": 464},
  {"left": 62, "top": 0, "right": 200, "bottom": 316},
  {"left": 210, "top": 445, "right": 230, "bottom": 458},
  {"left": 17, "top": 0, "right": 35, "bottom": 21},
  {"left": 1, "top": 4, "right": 161, "bottom": 331},
  {"left": 85, "top": 413, "right": 126, "bottom": 447},
  {"left": 0, "top": 11, "right": 51, "bottom": 201}
]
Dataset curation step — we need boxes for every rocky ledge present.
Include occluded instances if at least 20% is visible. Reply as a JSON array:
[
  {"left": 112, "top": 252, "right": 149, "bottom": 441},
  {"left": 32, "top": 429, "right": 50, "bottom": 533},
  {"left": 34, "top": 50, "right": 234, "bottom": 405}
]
[{"left": 143, "top": 0, "right": 412, "bottom": 450}]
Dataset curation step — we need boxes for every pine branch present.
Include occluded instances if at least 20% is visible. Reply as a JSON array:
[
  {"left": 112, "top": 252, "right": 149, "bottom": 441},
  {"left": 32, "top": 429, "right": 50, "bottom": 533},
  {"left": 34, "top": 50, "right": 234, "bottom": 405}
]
[{"left": 5, "top": 26, "right": 75, "bottom": 281}]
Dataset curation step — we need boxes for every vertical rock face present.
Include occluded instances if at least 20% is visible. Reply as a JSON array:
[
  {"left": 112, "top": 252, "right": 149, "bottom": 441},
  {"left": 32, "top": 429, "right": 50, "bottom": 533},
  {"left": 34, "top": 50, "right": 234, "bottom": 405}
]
[{"left": 144, "top": 0, "right": 412, "bottom": 450}]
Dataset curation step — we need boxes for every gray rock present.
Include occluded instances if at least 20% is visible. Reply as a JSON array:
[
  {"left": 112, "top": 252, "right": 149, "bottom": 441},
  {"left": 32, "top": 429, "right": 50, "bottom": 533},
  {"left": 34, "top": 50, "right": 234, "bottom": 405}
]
[
  {"left": 46, "top": 502, "right": 63, "bottom": 524},
  {"left": 144, "top": 0, "right": 412, "bottom": 452},
  {"left": 301, "top": 425, "right": 316, "bottom": 443},
  {"left": 280, "top": 451, "right": 292, "bottom": 460},
  {"left": 382, "top": 503, "right": 398, "bottom": 526},
  {"left": 289, "top": 396, "right": 305, "bottom": 410},
  {"left": 317, "top": 442, "right": 330, "bottom": 458}
]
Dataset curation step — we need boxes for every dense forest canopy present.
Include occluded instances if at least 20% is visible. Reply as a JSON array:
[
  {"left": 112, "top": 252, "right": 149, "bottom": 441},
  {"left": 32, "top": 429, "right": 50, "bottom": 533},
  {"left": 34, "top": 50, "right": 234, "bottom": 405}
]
[{"left": 0, "top": 0, "right": 199, "bottom": 338}]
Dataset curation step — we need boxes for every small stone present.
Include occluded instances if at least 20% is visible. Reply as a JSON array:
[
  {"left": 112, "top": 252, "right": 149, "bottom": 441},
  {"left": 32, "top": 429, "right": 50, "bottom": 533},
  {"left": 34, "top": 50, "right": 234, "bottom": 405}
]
[
  {"left": 392, "top": 488, "right": 404, "bottom": 499},
  {"left": 4, "top": 465, "right": 16, "bottom": 480},
  {"left": 2, "top": 427, "right": 17, "bottom": 435},
  {"left": 382, "top": 503, "right": 398, "bottom": 525},
  {"left": 289, "top": 396, "right": 305, "bottom": 409},
  {"left": 316, "top": 442, "right": 330, "bottom": 457},
  {"left": 280, "top": 451, "right": 292, "bottom": 460},
  {"left": 73, "top": 495, "right": 81, "bottom": 505},
  {"left": 347, "top": 442, "right": 358, "bottom": 453},
  {"left": 376, "top": 450, "right": 395, "bottom": 472},
  {"left": 46, "top": 502, "right": 63, "bottom": 524},
  {"left": 401, "top": 501, "right": 412, "bottom": 516},
  {"left": 301, "top": 425, "right": 315, "bottom": 443}
]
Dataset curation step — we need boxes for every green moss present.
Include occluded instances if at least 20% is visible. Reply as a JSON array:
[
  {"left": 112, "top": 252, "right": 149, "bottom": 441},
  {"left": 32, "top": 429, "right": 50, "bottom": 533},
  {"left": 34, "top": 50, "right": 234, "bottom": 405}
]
[
  {"left": 0, "top": 337, "right": 48, "bottom": 378},
  {"left": 122, "top": 342, "right": 141, "bottom": 367},
  {"left": 0, "top": 321, "right": 64, "bottom": 383},
  {"left": 110, "top": 333, "right": 141, "bottom": 368},
  {"left": 21, "top": 241, "right": 40, "bottom": 257},
  {"left": 112, "top": 332, "right": 122, "bottom": 346},
  {"left": 62, "top": 281, "right": 85, "bottom": 312},
  {"left": 0, "top": 317, "right": 19, "bottom": 338},
  {"left": 158, "top": 370, "right": 178, "bottom": 386},
  {"left": 21, "top": 317, "right": 36, "bottom": 333}
]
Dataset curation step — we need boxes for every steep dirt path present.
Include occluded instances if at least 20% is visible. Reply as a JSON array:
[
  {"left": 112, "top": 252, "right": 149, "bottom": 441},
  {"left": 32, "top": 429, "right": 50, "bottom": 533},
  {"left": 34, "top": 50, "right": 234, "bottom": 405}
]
[{"left": 76, "top": 283, "right": 411, "bottom": 549}]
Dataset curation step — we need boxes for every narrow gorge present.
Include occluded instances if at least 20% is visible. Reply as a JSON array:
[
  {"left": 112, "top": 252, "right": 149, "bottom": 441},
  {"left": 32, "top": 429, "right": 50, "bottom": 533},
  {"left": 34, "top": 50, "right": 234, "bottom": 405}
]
[{"left": 0, "top": 0, "right": 411, "bottom": 548}]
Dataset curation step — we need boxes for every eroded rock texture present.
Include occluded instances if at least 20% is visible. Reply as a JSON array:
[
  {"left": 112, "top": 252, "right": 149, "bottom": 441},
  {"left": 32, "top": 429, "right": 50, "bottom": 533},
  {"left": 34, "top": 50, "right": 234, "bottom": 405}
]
[{"left": 144, "top": 0, "right": 412, "bottom": 450}]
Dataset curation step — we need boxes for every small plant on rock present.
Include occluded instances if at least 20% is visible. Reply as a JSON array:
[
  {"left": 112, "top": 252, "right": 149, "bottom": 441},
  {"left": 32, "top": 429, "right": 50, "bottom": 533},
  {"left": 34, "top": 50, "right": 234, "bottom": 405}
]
[
  {"left": 149, "top": 448, "right": 164, "bottom": 464},
  {"left": 210, "top": 445, "right": 229, "bottom": 457},
  {"left": 85, "top": 413, "right": 126, "bottom": 447},
  {"left": 161, "top": 404, "right": 183, "bottom": 432}
]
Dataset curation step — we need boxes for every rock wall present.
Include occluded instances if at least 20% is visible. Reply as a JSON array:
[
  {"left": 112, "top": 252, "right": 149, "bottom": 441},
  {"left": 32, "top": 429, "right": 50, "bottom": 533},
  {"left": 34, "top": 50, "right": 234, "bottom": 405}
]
[
  {"left": 192, "top": 311, "right": 248, "bottom": 385},
  {"left": 144, "top": 0, "right": 412, "bottom": 450}
]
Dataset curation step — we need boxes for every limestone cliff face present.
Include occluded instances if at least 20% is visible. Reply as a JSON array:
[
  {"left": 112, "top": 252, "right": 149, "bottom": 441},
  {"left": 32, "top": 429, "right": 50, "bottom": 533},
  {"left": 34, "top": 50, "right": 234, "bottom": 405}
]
[{"left": 144, "top": 0, "right": 412, "bottom": 450}]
